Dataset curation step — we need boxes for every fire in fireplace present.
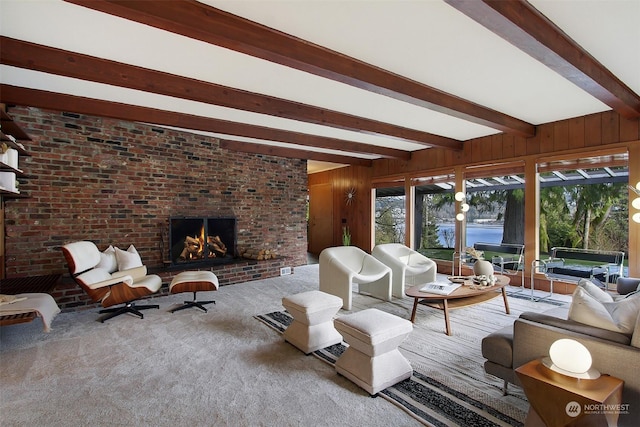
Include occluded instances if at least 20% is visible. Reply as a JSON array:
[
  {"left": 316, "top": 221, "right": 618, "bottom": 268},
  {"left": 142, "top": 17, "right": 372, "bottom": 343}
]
[{"left": 170, "top": 217, "right": 236, "bottom": 266}]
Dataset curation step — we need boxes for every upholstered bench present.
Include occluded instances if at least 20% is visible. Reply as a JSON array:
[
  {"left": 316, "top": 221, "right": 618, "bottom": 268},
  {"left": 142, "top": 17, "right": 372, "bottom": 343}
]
[
  {"left": 334, "top": 308, "right": 413, "bottom": 395},
  {"left": 169, "top": 271, "right": 219, "bottom": 313},
  {"left": 0, "top": 293, "right": 61, "bottom": 332},
  {"left": 282, "top": 290, "right": 343, "bottom": 354}
]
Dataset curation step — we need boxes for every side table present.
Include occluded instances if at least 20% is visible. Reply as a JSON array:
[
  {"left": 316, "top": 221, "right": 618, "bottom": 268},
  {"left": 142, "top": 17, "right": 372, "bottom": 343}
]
[{"left": 515, "top": 359, "right": 624, "bottom": 427}]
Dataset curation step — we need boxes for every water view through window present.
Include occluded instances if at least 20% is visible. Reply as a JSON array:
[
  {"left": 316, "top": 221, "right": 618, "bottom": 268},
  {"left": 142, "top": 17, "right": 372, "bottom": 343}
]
[{"left": 437, "top": 223, "right": 503, "bottom": 247}]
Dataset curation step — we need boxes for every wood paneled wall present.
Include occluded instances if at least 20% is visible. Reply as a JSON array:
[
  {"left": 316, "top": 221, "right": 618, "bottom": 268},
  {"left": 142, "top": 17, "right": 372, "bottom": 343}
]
[
  {"left": 308, "top": 165, "right": 372, "bottom": 252},
  {"left": 373, "top": 111, "right": 640, "bottom": 177},
  {"left": 313, "top": 110, "right": 639, "bottom": 276}
]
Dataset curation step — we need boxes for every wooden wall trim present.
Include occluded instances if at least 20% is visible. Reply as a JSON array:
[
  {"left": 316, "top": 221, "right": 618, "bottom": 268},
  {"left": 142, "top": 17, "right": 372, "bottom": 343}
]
[{"left": 373, "top": 111, "right": 640, "bottom": 178}]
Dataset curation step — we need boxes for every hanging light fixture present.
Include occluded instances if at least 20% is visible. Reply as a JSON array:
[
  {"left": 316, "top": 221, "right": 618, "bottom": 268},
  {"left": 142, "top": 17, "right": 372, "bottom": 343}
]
[
  {"left": 630, "top": 182, "right": 640, "bottom": 224},
  {"left": 455, "top": 191, "right": 469, "bottom": 221},
  {"left": 453, "top": 190, "right": 468, "bottom": 275}
]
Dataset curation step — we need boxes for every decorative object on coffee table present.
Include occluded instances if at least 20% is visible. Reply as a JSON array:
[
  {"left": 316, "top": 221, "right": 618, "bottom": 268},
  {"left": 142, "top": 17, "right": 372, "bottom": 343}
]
[
  {"left": 467, "top": 247, "right": 494, "bottom": 277},
  {"left": 405, "top": 275, "right": 510, "bottom": 335},
  {"left": 473, "top": 259, "right": 494, "bottom": 277}
]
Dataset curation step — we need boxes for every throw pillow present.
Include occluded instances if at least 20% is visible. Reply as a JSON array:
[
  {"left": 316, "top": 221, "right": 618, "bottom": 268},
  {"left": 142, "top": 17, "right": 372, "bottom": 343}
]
[
  {"left": 577, "top": 278, "right": 614, "bottom": 303},
  {"left": 114, "top": 245, "right": 143, "bottom": 271},
  {"left": 602, "top": 293, "right": 640, "bottom": 335},
  {"left": 95, "top": 245, "right": 118, "bottom": 273},
  {"left": 568, "top": 287, "right": 640, "bottom": 335}
]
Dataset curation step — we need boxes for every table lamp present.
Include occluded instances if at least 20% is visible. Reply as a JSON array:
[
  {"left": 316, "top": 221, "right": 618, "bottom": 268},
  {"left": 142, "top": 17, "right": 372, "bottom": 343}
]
[{"left": 542, "top": 338, "right": 600, "bottom": 379}]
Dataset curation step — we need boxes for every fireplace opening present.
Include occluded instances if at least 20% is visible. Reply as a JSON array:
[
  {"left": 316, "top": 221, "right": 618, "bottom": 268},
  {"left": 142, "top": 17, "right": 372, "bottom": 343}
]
[{"left": 170, "top": 217, "right": 237, "bottom": 266}]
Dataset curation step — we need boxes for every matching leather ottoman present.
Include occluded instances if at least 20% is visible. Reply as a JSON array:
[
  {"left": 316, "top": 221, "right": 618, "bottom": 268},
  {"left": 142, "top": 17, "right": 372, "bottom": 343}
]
[
  {"left": 282, "top": 290, "right": 343, "bottom": 354},
  {"left": 334, "top": 308, "right": 413, "bottom": 395},
  {"left": 169, "top": 271, "right": 219, "bottom": 313}
]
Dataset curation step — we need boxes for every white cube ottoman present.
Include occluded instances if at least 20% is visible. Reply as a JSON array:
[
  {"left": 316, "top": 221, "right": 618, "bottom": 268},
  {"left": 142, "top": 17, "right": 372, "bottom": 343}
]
[
  {"left": 334, "top": 308, "right": 413, "bottom": 395},
  {"left": 282, "top": 290, "right": 343, "bottom": 354}
]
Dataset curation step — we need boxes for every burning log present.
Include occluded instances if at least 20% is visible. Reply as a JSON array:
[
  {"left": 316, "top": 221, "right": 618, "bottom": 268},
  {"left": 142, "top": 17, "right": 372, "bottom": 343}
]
[
  {"left": 179, "top": 235, "right": 202, "bottom": 260},
  {"left": 207, "top": 235, "right": 227, "bottom": 257}
]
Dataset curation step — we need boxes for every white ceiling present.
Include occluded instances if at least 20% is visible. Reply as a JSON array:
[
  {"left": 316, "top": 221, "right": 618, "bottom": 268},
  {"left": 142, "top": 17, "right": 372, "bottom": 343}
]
[{"left": 1, "top": 0, "right": 639, "bottom": 174}]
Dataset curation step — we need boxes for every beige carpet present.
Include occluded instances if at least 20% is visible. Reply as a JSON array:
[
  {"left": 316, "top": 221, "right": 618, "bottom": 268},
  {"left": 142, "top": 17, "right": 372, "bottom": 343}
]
[{"left": 0, "top": 264, "right": 566, "bottom": 426}]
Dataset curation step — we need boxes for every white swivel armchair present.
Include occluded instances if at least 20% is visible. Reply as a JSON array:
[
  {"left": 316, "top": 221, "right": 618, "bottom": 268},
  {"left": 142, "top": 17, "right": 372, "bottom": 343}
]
[
  {"left": 372, "top": 243, "right": 437, "bottom": 298},
  {"left": 319, "top": 246, "right": 392, "bottom": 310}
]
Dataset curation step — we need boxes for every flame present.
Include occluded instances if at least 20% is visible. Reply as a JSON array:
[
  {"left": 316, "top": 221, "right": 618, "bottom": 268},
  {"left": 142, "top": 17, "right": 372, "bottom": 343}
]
[
  {"left": 180, "top": 225, "right": 226, "bottom": 261},
  {"left": 199, "top": 225, "right": 205, "bottom": 257}
]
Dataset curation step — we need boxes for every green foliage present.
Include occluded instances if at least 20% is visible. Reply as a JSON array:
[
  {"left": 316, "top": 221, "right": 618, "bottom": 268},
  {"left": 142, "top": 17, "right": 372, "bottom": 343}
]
[
  {"left": 421, "top": 219, "right": 442, "bottom": 249},
  {"left": 375, "top": 196, "right": 404, "bottom": 244},
  {"left": 540, "top": 182, "right": 627, "bottom": 252},
  {"left": 420, "top": 194, "right": 443, "bottom": 249},
  {"left": 342, "top": 226, "right": 351, "bottom": 246}
]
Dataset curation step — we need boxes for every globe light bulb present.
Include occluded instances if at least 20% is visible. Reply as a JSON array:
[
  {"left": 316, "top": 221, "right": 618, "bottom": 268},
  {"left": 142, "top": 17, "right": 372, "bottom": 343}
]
[
  {"left": 543, "top": 338, "right": 599, "bottom": 379},
  {"left": 461, "top": 203, "right": 470, "bottom": 212},
  {"left": 632, "top": 197, "right": 640, "bottom": 210},
  {"left": 636, "top": 181, "right": 640, "bottom": 191},
  {"left": 454, "top": 191, "right": 465, "bottom": 202},
  {"left": 633, "top": 212, "right": 640, "bottom": 224},
  {"left": 456, "top": 213, "right": 464, "bottom": 221}
]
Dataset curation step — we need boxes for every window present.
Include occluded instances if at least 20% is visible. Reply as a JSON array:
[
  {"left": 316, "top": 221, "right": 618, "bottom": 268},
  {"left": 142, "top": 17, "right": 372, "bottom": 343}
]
[
  {"left": 374, "top": 186, "right": 405, "bottom": 245},
  {"left": 537, "top": 154, "right": 629, "bottom": 273}
]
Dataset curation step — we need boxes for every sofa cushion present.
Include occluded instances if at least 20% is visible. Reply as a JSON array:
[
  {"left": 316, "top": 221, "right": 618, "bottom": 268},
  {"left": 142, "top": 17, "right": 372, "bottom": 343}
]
[
  {"left": 568, "top": 287, "right": 640, "bottom": 335},
  {"left": 112, "top": 265, "right": 148, "bottom": 282},
  {"left": 520, "top": 311, "right": 631, "bottom": 345},
  {"left": 76, "top": 267, "right": 113, "bottom": 287},
  {"left": 617, "top": 277, "right": 640, "bottom": 296}
]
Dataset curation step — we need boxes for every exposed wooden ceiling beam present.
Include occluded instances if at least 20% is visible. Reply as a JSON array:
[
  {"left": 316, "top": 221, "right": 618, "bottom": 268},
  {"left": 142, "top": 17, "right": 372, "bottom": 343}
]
[
  {"left": 0, "top": 37, "right": 460, "bottom": 151},
  {"left": 0, "top": 85, "right": 410, "bottom": 160},
  {"left": 219, "top": 139, "right": 372, "bottom": 167},
  {"left": 64, "top": 0, "right": 536, "bottom": 137},
  {"left": 446, "top": 0, "right": 640, "bottom": 119}
]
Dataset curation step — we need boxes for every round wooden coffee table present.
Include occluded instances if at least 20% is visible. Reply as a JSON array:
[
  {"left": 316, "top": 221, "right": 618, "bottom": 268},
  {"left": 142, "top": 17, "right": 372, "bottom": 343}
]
[{"left": 405, "top": 275, "right": 510, "bottom": 336}]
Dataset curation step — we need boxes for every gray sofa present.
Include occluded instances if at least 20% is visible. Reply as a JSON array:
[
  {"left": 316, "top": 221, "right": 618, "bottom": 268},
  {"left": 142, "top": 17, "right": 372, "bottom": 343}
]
[{"left": 482, "top": 277, "right": 640, "bottom": 427}]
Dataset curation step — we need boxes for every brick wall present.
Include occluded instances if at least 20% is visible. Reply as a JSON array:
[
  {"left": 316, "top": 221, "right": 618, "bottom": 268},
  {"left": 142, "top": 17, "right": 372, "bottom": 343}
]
[{"left": 4, "top": 106, "right": 308, "bottom": 311}]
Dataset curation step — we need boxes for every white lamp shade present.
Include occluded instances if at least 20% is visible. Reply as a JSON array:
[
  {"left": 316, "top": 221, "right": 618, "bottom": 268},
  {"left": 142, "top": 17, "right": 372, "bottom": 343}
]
[
  {"left": 454, "top": 191, "right": 465, "bottom": 202},
  {"left": 543, "top": 338, "right": 600, "bottom": 379}
]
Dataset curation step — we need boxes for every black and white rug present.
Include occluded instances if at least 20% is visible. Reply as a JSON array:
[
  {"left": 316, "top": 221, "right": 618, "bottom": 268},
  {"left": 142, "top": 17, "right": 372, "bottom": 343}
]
[{"left": 256, "top": 308, "right": 530, "bottom": 427}]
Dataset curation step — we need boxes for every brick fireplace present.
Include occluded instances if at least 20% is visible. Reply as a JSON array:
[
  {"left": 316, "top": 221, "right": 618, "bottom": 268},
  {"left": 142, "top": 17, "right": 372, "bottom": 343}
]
[
  {"left": 3, "top": 106, "right": 308, "bottom": 311},
  {"left": 169, "top": 216, "right": 237, "bottom": 266}
]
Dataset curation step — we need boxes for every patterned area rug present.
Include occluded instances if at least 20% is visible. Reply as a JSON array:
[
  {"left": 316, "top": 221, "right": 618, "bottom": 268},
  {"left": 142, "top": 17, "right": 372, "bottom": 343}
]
[{"left": 257, "top": 304, "right": 533, "bottom": 427}]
